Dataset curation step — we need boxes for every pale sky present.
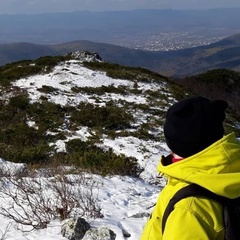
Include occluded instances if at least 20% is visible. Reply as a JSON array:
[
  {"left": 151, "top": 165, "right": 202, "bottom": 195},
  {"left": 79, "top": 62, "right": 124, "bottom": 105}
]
[{"left": 1, "top": 0, "right": 240, "bottom": 14}]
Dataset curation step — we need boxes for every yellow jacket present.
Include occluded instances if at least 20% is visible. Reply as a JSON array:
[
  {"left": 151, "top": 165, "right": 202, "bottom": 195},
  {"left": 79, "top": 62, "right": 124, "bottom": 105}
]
[{"left": 141, "top": 133, "right": 240, "bottom": 240}]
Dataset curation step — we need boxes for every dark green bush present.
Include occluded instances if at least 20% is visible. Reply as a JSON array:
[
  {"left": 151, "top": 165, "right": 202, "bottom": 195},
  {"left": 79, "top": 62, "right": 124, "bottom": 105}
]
[
  {"left": 8, "top": 94, "right": 30, "bottom": 110},
  {"left": 35, "top": 55, "right": 67, "bottom": 67},
  {"left": 0, "top": 63, "right": 42, "bottom": 86},
  {"left": 11, "top": 144, "right": 51, "bottom": 164},
  {"left": 83, "top": 61, "right": 168, "bottom": 83},
  {"left": 0, "top": 55, "right": 71, "bottom": 86},
  {"left": 72, "top": 85, "right": 128, "bottom": 95},
  {"left": 0, "top": 121, "right": 51, "bottom": 164},
  {"left": 65, "top": 138, "right": 142, "bottom": 176},
  {"left": 38, "top": 85, "right": 58, "bottom": 94},
  {"left": 29, "top": 101, "right": 67, "bottom": 132},
  {"left": 0, "top": 95, "right": 67, "bottom": 164},
  {"left": 71, "top": 102, "right": 134, "bottom": 130}
]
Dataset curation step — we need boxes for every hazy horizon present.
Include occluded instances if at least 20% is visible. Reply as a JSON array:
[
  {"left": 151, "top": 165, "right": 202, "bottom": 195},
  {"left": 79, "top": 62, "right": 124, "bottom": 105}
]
[{"left": 1, "top": 0, "right": 240, "bottom": 14}]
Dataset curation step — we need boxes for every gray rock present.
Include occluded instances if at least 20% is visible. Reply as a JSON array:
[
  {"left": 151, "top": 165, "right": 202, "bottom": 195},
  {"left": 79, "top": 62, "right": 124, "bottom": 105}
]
[
  {"left": 131, "top": 212, "right": 150, "bottom": 218},
  {"left": 61, "top": 217, "right": 90, "bottom": 240},
  {"left": 82, "top": 227, "right": 116, "bottom": 240}
]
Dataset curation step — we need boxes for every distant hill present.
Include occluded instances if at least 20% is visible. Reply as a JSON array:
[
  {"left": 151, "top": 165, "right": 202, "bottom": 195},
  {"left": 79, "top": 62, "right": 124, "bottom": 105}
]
[{"left": 1, "top": 33, "right": 240, "bottom": 77}]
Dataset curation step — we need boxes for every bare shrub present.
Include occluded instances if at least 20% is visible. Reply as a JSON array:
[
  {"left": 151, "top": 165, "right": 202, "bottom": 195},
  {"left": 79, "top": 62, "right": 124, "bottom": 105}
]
[
  {"left": 0, "top": 167, "right": 102, "bottom": 231},
  {"left": 49, "top": 173, "right": 103, "bottom": 220},
  {"left": 0, "top": 222, "right": 12, "bottom": 240}
]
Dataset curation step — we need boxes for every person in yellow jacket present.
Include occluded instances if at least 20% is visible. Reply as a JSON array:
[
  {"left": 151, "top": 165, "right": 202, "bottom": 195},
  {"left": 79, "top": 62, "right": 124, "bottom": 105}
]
[{"left": 141, "top": 96, "right": 240, "bottom": 240}]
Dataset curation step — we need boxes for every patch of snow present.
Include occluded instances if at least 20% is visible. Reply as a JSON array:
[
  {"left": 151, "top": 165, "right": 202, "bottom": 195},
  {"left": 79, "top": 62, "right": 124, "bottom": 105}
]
[{"left": 13, "top": 61, "right": 135, "bottom": 107}]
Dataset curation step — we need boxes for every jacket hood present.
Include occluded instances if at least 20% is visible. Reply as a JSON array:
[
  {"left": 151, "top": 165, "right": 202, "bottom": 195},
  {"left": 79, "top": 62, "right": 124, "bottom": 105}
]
[{"left": 158, "top": 133, "right": 240, "bottom": 199}]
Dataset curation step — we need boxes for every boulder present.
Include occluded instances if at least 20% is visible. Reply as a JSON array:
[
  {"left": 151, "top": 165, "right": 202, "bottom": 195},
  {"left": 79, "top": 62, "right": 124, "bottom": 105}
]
[
  {"left": 61, "top": 217, "right": 90, "bottom": 240},
  {"left": 82, "top": 226, "right": 116, "bottom": 240}
]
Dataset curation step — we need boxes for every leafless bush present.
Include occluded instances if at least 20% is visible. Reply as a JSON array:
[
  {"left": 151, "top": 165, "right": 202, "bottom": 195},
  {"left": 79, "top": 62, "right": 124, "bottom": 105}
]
[
  {"left": 50, "top": 173, "right": 103, "bottom": 220},
  {"left": 0, "top": 222, "right": 12, "bottom": 240},
  {"left": 0, "top": 167, "right": 102, "bottom": 231}
]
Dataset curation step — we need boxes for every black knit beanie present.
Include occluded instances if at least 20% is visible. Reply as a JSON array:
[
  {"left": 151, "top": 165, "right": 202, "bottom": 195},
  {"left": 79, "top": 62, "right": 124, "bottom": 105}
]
[{"left": 164, "top": 96, "right": 228, "bottom": 158}]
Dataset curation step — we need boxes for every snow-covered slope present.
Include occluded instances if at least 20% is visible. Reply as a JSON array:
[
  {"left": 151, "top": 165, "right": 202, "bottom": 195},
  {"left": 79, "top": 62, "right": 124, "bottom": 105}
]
[
  {"left": 0, "top": 52, "right": 186, "bottom": 239},
  {"left": 11, "top": 51, "right": 178, "bottom": 181}
]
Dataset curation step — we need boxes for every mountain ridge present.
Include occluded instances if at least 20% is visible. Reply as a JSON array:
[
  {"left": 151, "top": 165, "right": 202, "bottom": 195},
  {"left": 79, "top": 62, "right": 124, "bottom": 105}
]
[{"left": 1, "top": 33, "right": 240, "bottom": 77}]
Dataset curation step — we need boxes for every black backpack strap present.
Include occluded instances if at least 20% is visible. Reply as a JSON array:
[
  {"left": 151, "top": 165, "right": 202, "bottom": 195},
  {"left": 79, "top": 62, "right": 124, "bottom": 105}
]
[{"left": 162, "top": 184, "right": 227, "bottom": 234}]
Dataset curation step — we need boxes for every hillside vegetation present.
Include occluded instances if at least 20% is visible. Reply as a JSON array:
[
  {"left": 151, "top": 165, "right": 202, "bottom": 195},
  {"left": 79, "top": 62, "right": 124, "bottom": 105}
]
[
  {"left": 1, "top": 52, "right": 239, "bottom": 177},
  {"left": 0, "top": 52, "right": 189, "bottom": 177},
  {"left": 177, "top": 68, "right": 240, "bottom": 126}
]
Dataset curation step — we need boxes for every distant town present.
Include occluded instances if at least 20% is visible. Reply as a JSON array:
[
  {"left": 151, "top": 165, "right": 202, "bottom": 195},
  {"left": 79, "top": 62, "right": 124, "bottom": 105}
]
[{"left": 107, "top": 30, "right": 238, "bottom": 51}]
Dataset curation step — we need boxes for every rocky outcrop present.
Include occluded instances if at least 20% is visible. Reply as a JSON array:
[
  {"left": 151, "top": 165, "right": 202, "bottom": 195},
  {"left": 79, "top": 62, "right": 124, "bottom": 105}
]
[
  {"left": 82, "top": 227, "right": 116, "bottom": 240},
  {"left": 61, "top": 217, "right": 116, "bottom": 240},
  {"left": 61, "top": 217, "right": 90, "bottom": 240}
]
